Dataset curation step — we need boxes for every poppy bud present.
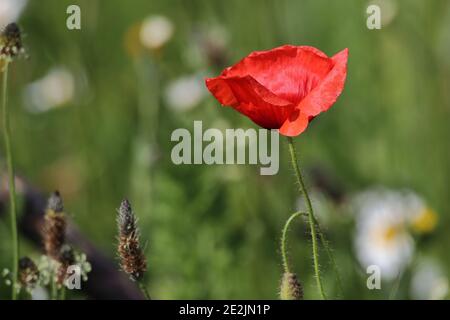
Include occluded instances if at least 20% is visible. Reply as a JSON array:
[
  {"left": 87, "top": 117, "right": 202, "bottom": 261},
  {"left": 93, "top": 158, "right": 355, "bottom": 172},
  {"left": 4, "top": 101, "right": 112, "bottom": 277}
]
[
  {"left": 18, "top": 257, "right": 39, "bottom": 290},
  {"left": 280, "top": 272, "right": 303, "bottom": 300},
  {"left": 43, "top": 191, "right": 66, "bottom": 260},
  {"left": 117, "top": 199, "right": 147, "bottom": 281}
]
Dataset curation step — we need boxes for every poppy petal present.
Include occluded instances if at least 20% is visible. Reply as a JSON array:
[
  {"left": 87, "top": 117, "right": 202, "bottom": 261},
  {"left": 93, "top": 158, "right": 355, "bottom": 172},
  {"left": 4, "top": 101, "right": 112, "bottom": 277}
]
[
  {"left": 205, "top": 45, "right": 348, "bottom": 137},
  {"left": 279, "top": 110, "right": 310, "bottom": 137},
  {"left": 297, "top": 48, "right": 348, "bottom": 117},
  {"left": 204, "top": 77, "right": 237, "bottom": 106},
  {"left": 206, "top": 75, "right": 295, "bottom": 129},
  {"left": 222, "top": 45, "right": 334, "bottom": 104}
]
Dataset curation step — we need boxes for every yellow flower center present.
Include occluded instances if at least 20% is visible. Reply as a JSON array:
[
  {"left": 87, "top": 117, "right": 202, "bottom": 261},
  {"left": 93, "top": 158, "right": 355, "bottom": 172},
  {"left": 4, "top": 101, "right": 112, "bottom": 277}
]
[
  {"left": 375, "top": 224, "right": 403, "bottom": 247},
  {"left": 383, "top": 225, "right": 399, "bottom": 242},
  {"left": 411, "top": 208, "right": 438, "bottom": 234}
]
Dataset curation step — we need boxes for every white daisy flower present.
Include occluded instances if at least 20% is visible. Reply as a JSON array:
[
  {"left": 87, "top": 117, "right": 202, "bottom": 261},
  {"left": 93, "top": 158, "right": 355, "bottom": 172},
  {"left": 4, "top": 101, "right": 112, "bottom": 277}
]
[
  {"left": 23, "top": 67, "right": 75, "bottom": 113},
  {"left": 164, "top": 74, "right": 206, "bottom": 112},
  {"left": 410, "top": 258, "right": 448, "bottom": 300},
  {"left": 353, "top": 188, "right": 435, "bottom": 281},
  {"left": 139, "top": 15, "right": 174, "bottom": 50}
]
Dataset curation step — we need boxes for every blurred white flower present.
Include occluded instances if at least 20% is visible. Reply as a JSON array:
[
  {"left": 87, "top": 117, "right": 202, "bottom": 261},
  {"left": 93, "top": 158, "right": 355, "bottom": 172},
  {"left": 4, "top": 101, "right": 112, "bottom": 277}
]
[
  {"left": 139, "top": 15, "right": 174, "bottom": 50},
  {"left": 23, "top": 67, "right": 75, "bottom": 113},
  {"left": 410, "top": 259, "right": 448, "bottom": 300},
  {"left": 164, "top": 74, "right": 207, "bottom": 112},
  {"left": 31, "top": 286, "right": 48, "bottom": 300},
  {"left": 407, "top": 197, "right": 438, "bottom": 234},
  {"left": 0, "top": 0, "right": 27, "bottom": 26},
  {"left": 353, "top": 189, "right": 431, "bottom": 280},
  {"left": 202, "top": 25, "right": 229, "bottom": 51}
]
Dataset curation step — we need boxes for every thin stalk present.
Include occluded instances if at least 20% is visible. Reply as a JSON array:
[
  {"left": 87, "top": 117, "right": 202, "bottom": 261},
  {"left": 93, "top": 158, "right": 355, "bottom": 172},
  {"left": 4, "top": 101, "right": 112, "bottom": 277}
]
[
  {"left": 2, "top": 62, "right": 19, "bottom": 300},
  {"left": 50, "top": 272, "right": 57, "bottom": 300},
  {"left": 59, "top": 286, "right": 66, "bottom": 300},
  {"left": 291, "top": 211, "right": 343, "bottom": 296},
  {"left": 286, "top": 137, "right": 326, "bottom": 299},
  {"left": 389, "top": 271, "right": 403, "bottom": 300},
  {"left": 312, "top": 215, "right": 343, "bottom": 296},
  {"left": 281, "top": 211, "right": 302, "bottom": 274},
  {"left": 138, "top": 281, "right": 151, "bottom": 300}
]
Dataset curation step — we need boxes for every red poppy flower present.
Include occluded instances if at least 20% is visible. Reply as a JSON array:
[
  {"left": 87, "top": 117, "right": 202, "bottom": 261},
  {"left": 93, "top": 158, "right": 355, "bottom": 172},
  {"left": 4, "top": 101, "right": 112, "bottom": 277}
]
[{"left": 205, "top": 45, "right": 348, "bottom": 136}]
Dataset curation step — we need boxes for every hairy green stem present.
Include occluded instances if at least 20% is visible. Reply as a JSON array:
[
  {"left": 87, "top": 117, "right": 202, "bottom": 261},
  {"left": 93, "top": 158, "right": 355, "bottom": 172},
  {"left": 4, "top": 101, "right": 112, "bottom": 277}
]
[
  {"left": 312, "top": 215, "right": 343, "bottom": 296},
  {"left": 2, "top": 63, "right": 19, "bottom": 300},
  {"left": 292, "top": 211, "right": 344, "bottom": 296},
  {"left": 286, "top": 137, "right": 326, "bottom": 299},
  {"left": 281, "top": 211, "right": 302, "bottom": 274}
]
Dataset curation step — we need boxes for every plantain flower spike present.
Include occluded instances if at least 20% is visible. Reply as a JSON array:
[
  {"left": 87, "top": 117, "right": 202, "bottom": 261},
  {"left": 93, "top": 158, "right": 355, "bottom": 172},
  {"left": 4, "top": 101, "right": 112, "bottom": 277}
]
[
  {"left": 0, "top": 23, "right": 25, "bottom": 66},
  {"left": 117, "top": 199, "right": 147, "bottom": 282},
  {"left": 43, "top": 191, "right": 66, "bottom": 260},
  {"left": 18, "top": 257, "right": 39, "bottom": 291}
]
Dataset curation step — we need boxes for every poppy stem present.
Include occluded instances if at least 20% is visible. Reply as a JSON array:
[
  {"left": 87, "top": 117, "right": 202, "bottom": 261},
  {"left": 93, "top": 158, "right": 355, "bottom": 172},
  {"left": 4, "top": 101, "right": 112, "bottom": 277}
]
[
  {"left": 312, "top": 214, "right": 343, "bottom": 297},
  {"left": 286, "top": 137, "right": 326, "bottom": 300},
  {"left": 2, "top": 62, "right": 19, "bottom": 300},
  {"left": 280, "top": 211, "right": 303, "bottom": 274},
  {"left": 282, "top": 211, "right": 342, "bottom": 297}
]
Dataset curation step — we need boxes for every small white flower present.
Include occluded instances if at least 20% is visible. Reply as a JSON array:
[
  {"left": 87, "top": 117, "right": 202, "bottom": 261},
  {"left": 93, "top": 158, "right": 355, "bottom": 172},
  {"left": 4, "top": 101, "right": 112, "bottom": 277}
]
[
  {"left": 36, "top": 255, "right": 52, "bottom": 286},
  {"left": 352, "top": 188, "right": 428, "bottom": 280},
  {"left": 410, "top": 258, "right": 448, "bottom": 300},
  {"left": 164, "top": 74, "right": 206, "bottom": 112},
  {"left": 74, "top": 252, "right": 92, "bottom": 282},
  {"left": 0, "top": 0, "right": 28, "bottom": 26},
  {"left": 23, "top": 67, "right": 75, "bottom": 113},
  {"left": 139, "top": 15, "right": 174, "bottom": 50}
]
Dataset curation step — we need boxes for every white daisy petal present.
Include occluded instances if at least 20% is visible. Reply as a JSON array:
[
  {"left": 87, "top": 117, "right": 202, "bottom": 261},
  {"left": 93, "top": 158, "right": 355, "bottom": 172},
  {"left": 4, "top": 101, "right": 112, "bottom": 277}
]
[
  {"left": 410, "top": 258, "right": 448, "bottom": 300},
  {"left": 352, "top": 188, "right": 428, "bottom": 280}
]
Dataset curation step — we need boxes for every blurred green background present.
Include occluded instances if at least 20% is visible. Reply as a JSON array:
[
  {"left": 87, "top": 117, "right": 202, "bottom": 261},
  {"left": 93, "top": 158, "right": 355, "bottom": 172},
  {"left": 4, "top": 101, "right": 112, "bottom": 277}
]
[{"left": 1, "top": 0, "right": 450, "bottom": 299}]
